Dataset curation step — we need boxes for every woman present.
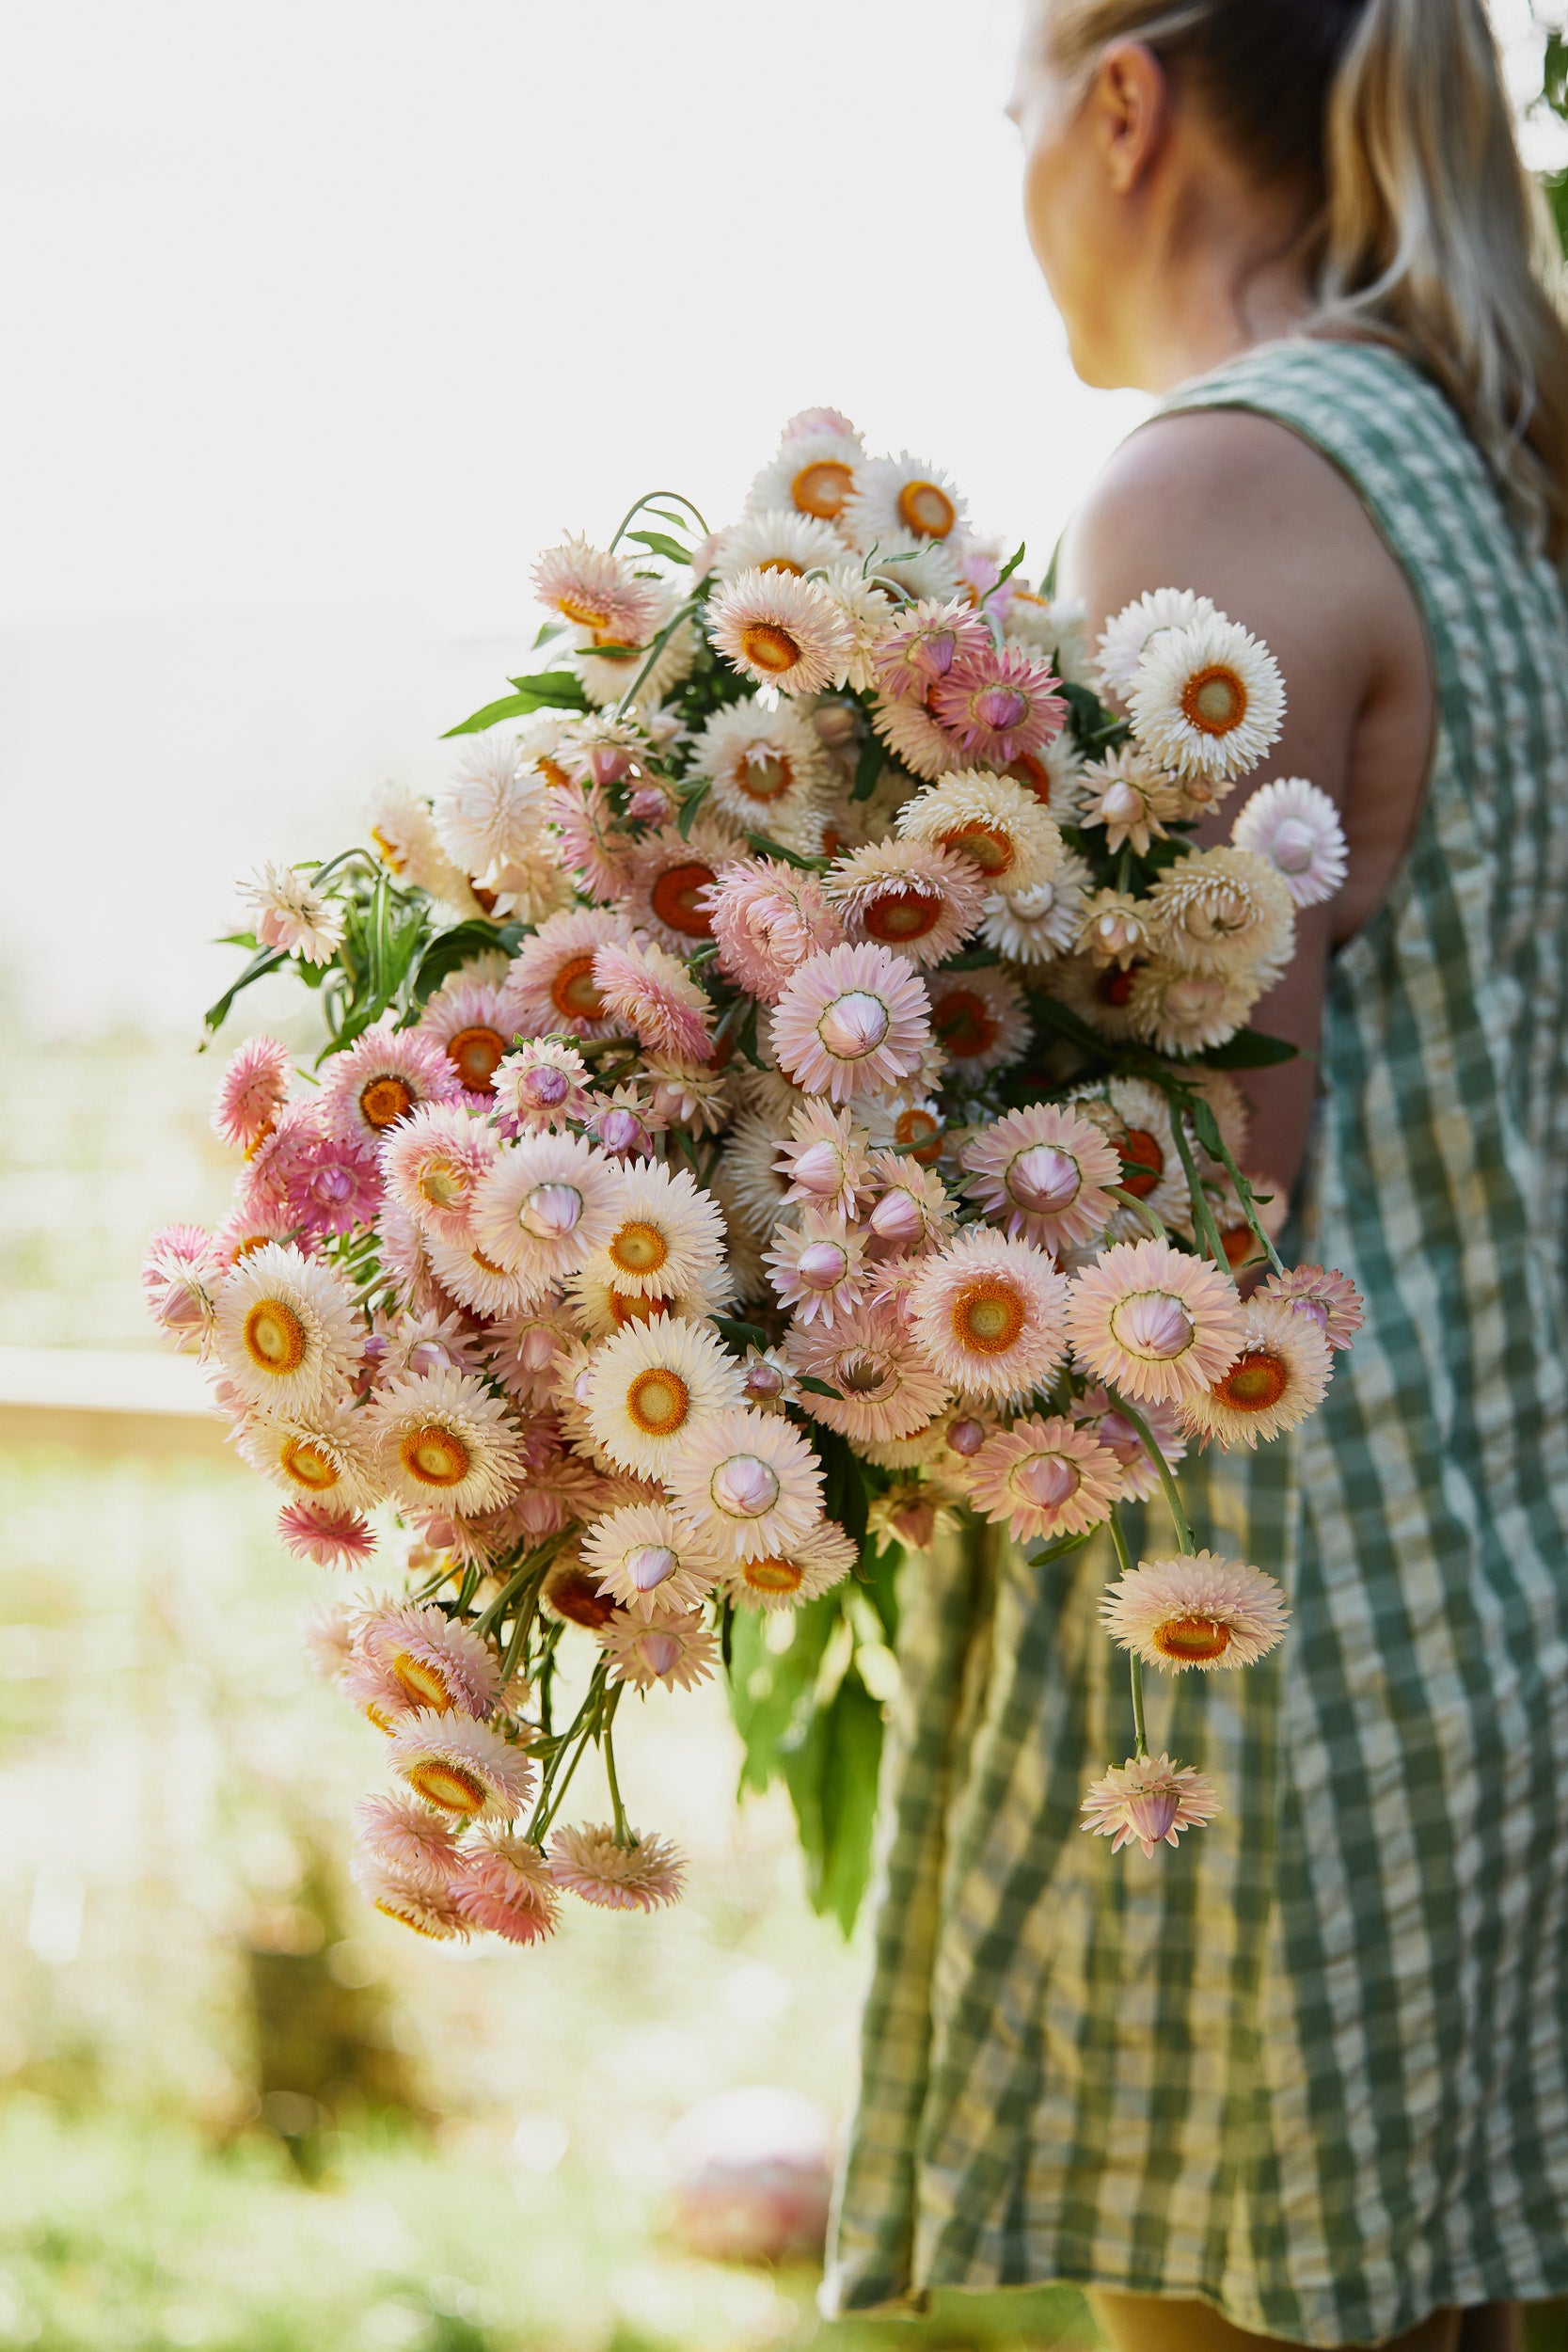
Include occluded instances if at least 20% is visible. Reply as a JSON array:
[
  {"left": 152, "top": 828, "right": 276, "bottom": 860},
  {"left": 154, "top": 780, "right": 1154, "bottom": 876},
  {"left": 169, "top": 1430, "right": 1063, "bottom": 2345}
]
[{"left": 824, "top": 4, "right": 1568, "bottom": 2347}]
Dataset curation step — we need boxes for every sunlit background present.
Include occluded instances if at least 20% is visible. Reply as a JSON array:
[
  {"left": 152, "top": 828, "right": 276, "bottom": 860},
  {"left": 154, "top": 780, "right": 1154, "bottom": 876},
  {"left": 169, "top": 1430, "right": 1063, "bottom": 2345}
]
[{"left": 1, "top": 5, "right": 1563, "bottom": 2347}]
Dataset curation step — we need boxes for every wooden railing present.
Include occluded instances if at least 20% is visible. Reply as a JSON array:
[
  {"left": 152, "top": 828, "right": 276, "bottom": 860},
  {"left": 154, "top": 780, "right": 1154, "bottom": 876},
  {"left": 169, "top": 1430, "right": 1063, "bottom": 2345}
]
[{"left": 0, "top": 1348, "right": 235, "bottom": 1462}]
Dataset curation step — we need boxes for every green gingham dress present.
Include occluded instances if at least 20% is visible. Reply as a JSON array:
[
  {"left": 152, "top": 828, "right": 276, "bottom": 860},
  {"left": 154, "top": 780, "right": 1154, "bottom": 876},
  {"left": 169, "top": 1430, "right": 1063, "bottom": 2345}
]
[{"left": 823, "top": 341, "right": 1568, "bottom": 2344}]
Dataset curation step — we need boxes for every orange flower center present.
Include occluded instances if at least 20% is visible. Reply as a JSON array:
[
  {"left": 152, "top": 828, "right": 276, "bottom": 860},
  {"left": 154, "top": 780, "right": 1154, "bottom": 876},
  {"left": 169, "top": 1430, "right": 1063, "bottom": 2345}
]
[
  {"left": 934, "top": 987, "right": 1000, "bottom": 1061},
  {"left": 231, "top": 1232, "right": 271, "bottom": 1261},
  {"left": 739, "top": 622, "right": 801, "bottom": 676},
  {"left": 610, "top": 1291, "right": 670, "bottom": 1328},
  {"left": 758, "top": 557, "right": 803, "bottom": 578},
  {"left": 651, "top": 859, "right": 717, "bottom": 938},
  {"left": 1153, "top": 1614, "right": 1233, "bottom": 1664},
  {"left": 447, "top": 1025, "right": 508, "bottom": 1093},
  {"left": 1004, "top": 752, "right": 1053, "bottom": 805},
  {"left": 550, "top": 953, "right": 606, "bottom": 1022},
  {"left": 279, "top": 1437, "right": 338, "bottom": 1491},
  {"left": 952, "top": 1279, "right": 1025, "bottom": 1355},
  {"left": 744, "top": 1556, "right": 805, "bottom": 1595},
  {"left": 370, "top": 823, "right": 407, "bottom": 874},
  {"left": 791, "top": 458, "right": 852, "bottom": 519},
  {"left": 863, "top": 886, "right": 940, "bottom": 944},
  {"left": 244, "top": 1298, "right": 307, "bottom": 1375},
  {"left": 537, "top": 755, "right": 571, "bottom": 790},
  {"left": 1119, "top": 1127, "right": 1164, "bottom": 1199},
  {"left": 896, "top": 479, "right": 956, "bottom": 538},
  {"left": 359, "top": 1073, "right": 415, "bottom": 1130},
  {"left": 937, "top": 819, "right": 1014, "bottom": 879},
  {"left": 610, "top": 1220, "right": 669, "bottom": 1277},
  {"left": 1216, "top": 1349, "right": 1289, "bottom": 1411},
  {"left": 555, "top": 591, "right": 613, "bottom": 631},
  {"left": 391, "top": 1650, "right": 454, "bottom": 1711},
  {"left": 373, "top": 1894, "right": 447, "bottom": 1937},
  {"left": 1180, "top": 663, "right": 1247, "bottom": 737},
  {"left": 547, "top": 1567, "right": 620, "bottom": 1629},
  {"left": 401, "top": 1423, "right": 472, "bottom": 1488},
  {"left": 471, "top": 1247, "right": 509, "bottom": 1279},
  {"left": 405, "top": 1758, "right": 488, "bottom": 1816},
  {"left": 626, "top": 1367, "right": 689, "bottom": 1435},
  {"left": 735, "top": 753, "right": 794, "bottom": 803},
  {"left": 895, "top": 1106, "right": 943, "bottom": 1168}
]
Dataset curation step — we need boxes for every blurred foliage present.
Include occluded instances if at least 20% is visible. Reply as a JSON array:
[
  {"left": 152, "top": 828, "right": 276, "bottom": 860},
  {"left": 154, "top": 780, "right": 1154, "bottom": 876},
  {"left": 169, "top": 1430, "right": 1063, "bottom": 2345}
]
[{"left": 1538, "top": 19, "right": 1568, "bottom": 249}]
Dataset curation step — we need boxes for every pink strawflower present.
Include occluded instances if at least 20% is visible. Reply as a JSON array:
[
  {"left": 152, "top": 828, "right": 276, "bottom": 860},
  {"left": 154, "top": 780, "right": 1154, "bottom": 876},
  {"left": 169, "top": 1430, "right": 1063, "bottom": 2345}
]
[
  {"left": 864, "top": 1152, "right": 957, "bottom": 1259},
  {"left": 350, "top": 1854, "right": 470, "bottom": 1939},
  {"left": 771, "top": 942, "right": 932, "bottom": 1103},
  {"left": 451, "top": 1832, "right": 561, "bottom": 1946},
  {"left": 212, "top": 1035, "right": 293, "bottom": 1152},
  {"left": 386, "top": 1708, "right": 535, "bottom": 1821},
  {"left": 782, "top": 405, "right": 857, "bottom": 440},
  {"left": 961, "top": 1414, "right": 1123, "bottom": 1544},
  {"left": 777, "top": 1100, "right": 874, "bottom": 1222},
  {"left": 1100, "top": 1549, "right": 1290, "bottom": 1671},
  {"left": 493, "top": 1040, "right": 594, "bottom": 1134},
  {"left": 548, "top": 1822, "right": 686, "bottom": 1912},
  {"left": 1066, "top": 1239, "right": 1245, "bottom": 1407},
  {"left": 546, "top": 774, "right": 633, "bottom": 903},
  {"left": 1182, "top": 1295, "right": 1333, "bottom": 1451},
  {"left": 212, "top": 1200, "right": 301, "bottom": 1271},
  {"left": 354, "top": 1791, "right": 462, "bottom": 1884},
  {"left": 962, "top": 1104, "right": 1122, "bottom": 1252},
  {"left": 665, "top": 1405, "right": 825, "bottom": 1563},
  {"left": 1081, "top": 1754, "right": 1220, "bottom": 1858},
  {"left": 620, "top": 820, "right": 736, "bottom": 954},
  {"left": 593, "top": 936, "right": 714, "bottom": 1063},
  {"left": 930, "top": 645, "right": 1066, "bottom": 766},
  {"left": 264, "top": 1116, "right": 384, "bottom": 1240},
  {"left": 320, "top": 1020, "right": 462, "bottom": 1146},
  {"left": 707, "top": 567, "right": 855, "bottom": 696},
  {"left": 508, "top": 906, "right": 632, "bottom": 1041},
  {"left": 705, "top": 857, "right": 845, "bottom": 1004},
  {"left": 1230, "top": 776, "right": 1349, "bottom": 909},
  {"left": 785, "top": 1303, "right": 952, "bottom": 1445},
  {"left": 905, "top": 1230, "right": 1071, "bottom": 1402},
  {"left": 357, "top": 1598, "right": 502, "bottom": 1718},
  {"left": 765, "top": 1211, "right": 871, "bottom": 1328},
  {"left": 532, "top": 534, "right": 661, "bottom": 644},
  {"left": 379, "top": 1104, "right": 499, "bottom": 1246},
  {"left": 1260, "top": 1263, "right": 1365, "bottom": 1352},
  {"left": 600, "top": 1607, "right": 720, "bottom": 1692},
  {"left": 870, "top": 597, "right": 993, "bottom": 705},
  {"left": 141, "top": 1223, "right": 223, "bottom": 1355},
  {"left": 276, "top": 1499, "right": 376, "bottom": 1568},
  {"left": 418, "top": 976, "right": 531, "bottom": 1102},
  {"left": 825, "top": 839, "right": 986, "bottom": 968}
]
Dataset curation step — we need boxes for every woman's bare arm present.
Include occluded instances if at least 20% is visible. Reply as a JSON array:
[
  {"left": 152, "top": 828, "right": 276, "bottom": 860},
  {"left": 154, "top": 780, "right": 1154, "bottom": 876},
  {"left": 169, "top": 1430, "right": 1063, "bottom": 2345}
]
[{"left": 1058, "top": 405, "right": 1432, "bottom": 1198}]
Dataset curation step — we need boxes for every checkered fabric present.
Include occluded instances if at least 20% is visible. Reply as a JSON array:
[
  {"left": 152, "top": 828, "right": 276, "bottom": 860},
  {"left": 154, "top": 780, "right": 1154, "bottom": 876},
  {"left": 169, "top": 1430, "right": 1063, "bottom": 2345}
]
[{"left": 823, "top": 340, "right": 1568, "bottom": 2344}]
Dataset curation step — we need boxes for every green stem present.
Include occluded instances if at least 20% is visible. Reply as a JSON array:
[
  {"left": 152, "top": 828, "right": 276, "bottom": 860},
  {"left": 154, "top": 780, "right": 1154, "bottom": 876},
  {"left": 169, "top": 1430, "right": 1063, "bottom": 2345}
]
[
  {"left": 1109, "top": 1185, "right": 1167, "bottom": 1241},
  {"left": 1196, "top": 1120, "right": 1289, "bottom": 1279},
  {"left": 472, "top": 1529, "right": 572, "bottom": 1643},
  {"left": 1165, "top": 1099, "right": 1232, "bottom": 1275},
  {"left": 526, "top": 1668, "right": 606, "bottom": 1842},
  {"left": 1104, "top": 1386, "right": 1196, "bottom": 1554},
  {"left": 614, "top": 596, "right": 703, "bottom": 716},
  {"left": 607, "top": 489, "right": 709, "bottom": 552},
  {"left": 1108, "top": 1506, "right": 1148, "bottom": 1758},
  {"left": 601, "top": 1686, "right": 630, "bottom": 1848}
]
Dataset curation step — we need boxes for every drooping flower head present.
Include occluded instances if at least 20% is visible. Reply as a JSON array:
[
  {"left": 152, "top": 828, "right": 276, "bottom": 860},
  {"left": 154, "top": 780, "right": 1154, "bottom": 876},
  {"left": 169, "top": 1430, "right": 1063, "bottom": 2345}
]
[
  {"left": 581, "top": 1312, "right": 745, "bottom": 1480},
  {"left": 1081, "top": 1753, "right": 1220, "bottom": 1858},
  {"left": 549, "top": 1822, "right": 686, "bottom": 1912},
  {"left": 705, "top": 857, "right": 845, "bottom": 1004},
  {"left": 929, "top": 644, "right": 1067, "bottom": 768},
  {"left": 666, "top": 1405, "right": 826, "bottom": 1562},
  {"left": 387, "top": 1708, "right": 535, "bottom": 1821},
  {"left": 707, "top": 567, "right": 855, "bottom": 696},
  {"left": 1100, "top": 1549, "right": 1290, "bottom": 1671},
  {"left": 1128, "top": 613, "right": 1286, "bottom": 787},
  {"left": 906, "top": 1230, "right": 1071, "bottom": 1402},
  {"left": 277, "top": 1499, "right": 377, "bottom": 1568},
  {"left": 451, "top": 1832, "right": 561, "bottom": 1946},
  {"left": 368, "top": 1365, "right": 526, "bottom": 1518},
  {"left": 962, "top": 1104, "right": 1122, "bottom": 1253},
  {"left": 353, "top": 1790, "right": 462, "bottom": 1885},
  {"left": 356, "top": 1597, "right": 502, "bottom": 1721},
  {"left": 214, "top": 1242, "right": 364, "bottom": 1415},
  {"left": 1259, "top": 1263, "right": 1365, "bottom": 1352},
  {"left": 240, "top": 862, "right": 345, "bottom": 965},
  {"left": 825, "top": 839, "right": 986, "bottom": 968},
  {"left": 212, "top": 1035, "right": 293, "bottom": 1153},
  {"left": 532, "top": 534, "right": 662, "bottom": 644},
  {"left": 1230, "top": 776, "right": 1350, "bottom": 909},
  {"left": 142, "top": 1223, "right": 224, "bottom": 1356},
  {"left": 350, "top": 1855, "right": 470, "bottom": 1939},
  {"left": 1067, "top": 1238, "right": 1244, "bottom": 1406},
  {"left": 961, "top": 1415, "right": 1123, "bottom": 1545},
  {"left": 593, "top": 936, "right": 715, "bottom": 1063},
  {"left": 771, "top": 942, "right": 933, "bottom": 1103}
]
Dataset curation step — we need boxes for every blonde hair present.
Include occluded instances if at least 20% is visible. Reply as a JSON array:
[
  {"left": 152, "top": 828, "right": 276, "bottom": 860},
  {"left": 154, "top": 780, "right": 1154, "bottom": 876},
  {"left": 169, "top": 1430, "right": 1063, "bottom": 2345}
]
[{"left": 1036, "top": 0, "right": 1568, "bottom": 561}]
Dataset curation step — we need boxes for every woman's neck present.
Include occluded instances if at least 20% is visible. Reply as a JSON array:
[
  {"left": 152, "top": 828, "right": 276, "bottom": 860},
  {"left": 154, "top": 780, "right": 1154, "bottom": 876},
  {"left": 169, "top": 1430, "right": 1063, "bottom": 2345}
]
[{"left": 1119, "top": 175, "right": 1318, "bottom": 395}]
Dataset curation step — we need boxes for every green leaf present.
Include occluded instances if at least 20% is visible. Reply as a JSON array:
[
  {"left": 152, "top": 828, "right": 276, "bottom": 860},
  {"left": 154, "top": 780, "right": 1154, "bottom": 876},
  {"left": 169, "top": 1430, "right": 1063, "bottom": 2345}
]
[
  {"left": 850, "top": 733, "right": 884, "bottom": 803},
  {"left": 1023, "top": 1528, "right": 1093, "bottom": 1570},
  {"left": 1028, "top": 990, "right": 1120, "bottom": 1058},
  {"left": 781, "top": 1668, "right": 885, "bottom": 1936},
  {"left": 202, "top": 944, "right": 289, "bottom": 1037},
  {"left": 988, "top": 540, "right": 1027, "bottom": 596},
  {"left": 675, "top": 779, "right": 711, "bottom": 839},
  {"left": 712, "top": 1312, "right": 769, "bottom": 1353},
  {"left": 795, "top": 1375, "right": 844, "bottom": 1402},
  {"left": 725, "top": 1597, "right": 836, "bottom": 1798},
  {"left": 1197, "top": 1027, "right": 1300, "bottom": 1071},
  {"left": 1187, "top": 1098, "right": 1225, "bottom": 1159},
  {"left": 442, "top": 673, "right": 590, "bottom": 736},
  {"left": 412, "top": 919, "right": 519, "bottom": 1004},
  {"left": 745, "top": 832, "right": 823, "bottom": 871},
  {"left": 626, "top": 531, "right": 691, "bottom": 565}
]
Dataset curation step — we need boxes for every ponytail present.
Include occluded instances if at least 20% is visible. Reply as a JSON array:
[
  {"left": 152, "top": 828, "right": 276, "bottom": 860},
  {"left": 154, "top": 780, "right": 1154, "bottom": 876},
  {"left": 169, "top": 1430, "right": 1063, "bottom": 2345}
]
[{"left": 1036, "top": 0, "right": 1568, "bottom": 561}]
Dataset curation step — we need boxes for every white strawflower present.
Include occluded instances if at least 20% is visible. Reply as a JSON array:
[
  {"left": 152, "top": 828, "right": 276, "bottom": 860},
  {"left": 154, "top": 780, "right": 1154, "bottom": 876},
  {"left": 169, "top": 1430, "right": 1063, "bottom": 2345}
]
[
  {"left": 1129, "top": 615, "right": 1286, "bottom": 787},
  {"left": 214, "top": 1242, "right": 363, "bottom": 1415},
  {"left": 1096, "top": 588, "right": 1220, "bottom": 698},
  {"left": 240, "top": 863, "right": 345, "bottom": 965},
  {"left": 1230, "top": 776, "right": 1349, "bottom": 908}
]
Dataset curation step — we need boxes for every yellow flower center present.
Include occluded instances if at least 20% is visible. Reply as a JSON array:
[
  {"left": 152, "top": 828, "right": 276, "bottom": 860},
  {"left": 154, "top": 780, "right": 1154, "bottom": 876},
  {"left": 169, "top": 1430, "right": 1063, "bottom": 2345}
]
[
  {"left": 419, "top": 1157, "right": 468, "bottom": 1211},
  {"left": 610, "top": 1220, "right": 669, "bottom": 1277},
  {"left": 359, "top": 1073, "right": 415, "bottom": 1130},
  {"left": 279, "top": 1437, "right": 339, "bottom": 1492},
  {"left": 650, "top": 860, "right": 716, "bottom": 939},
  {"left": 937, "top": 819, "right": 1014, "bottom": 879},
  {"left": 735, "top": 753, "right": 794, "bottom": 803},
  {"left": 551, "top": 954, "right": 606, "bottom": 1023},
  {"left": 791, "top": 459, "right": 852, "bottom": 519},
  {"left": 758, "top": 556, "right": 803, "bottom": 577},
  {"left": 863, "top": 886, "right": 939, "bottom": 944},
  {"left": 1153, "top": 1614, "right": 1233, "bottom": 1664},
  {"left": 1180, "top": 663, "right": 1247, "bottom": 738},
  {"left": 952, "top": 1279, "right": 1025, "bottom": 1355},
  {"left": 391, "top": 1650, "right": 454, "bottom": 1711},
  {"left": 744, "top": 1556, "right": 804, "bottom": 1595},
  {"left": 610, "top": 1291, "right": 669, "bottom": 1328},
  {"left": 896, "top": 479, "right": 956, "bottom": 538},
  {"left": 370, "top": 823, "right": 407, "bottom": 874},
  {"left": 401, "top": 1422, "right": 472, "bottom": 1488},
  {"left": 626, "top": 1367, "right": 689, "bottom": 1435},
  {"left": 447, "top": 1025, "right": 507, "bottom": 1093},
  {"left": 740, "top": 622, "right": 802, "bottom": 675},
  {"left": 405, "top": 1758, "right": 488, "bottom": 1816},
  {"left": 554, "top": 591, "right": 613, "bottom": 631},
  {"left": 244, "top": 1298, "right": 307, "bottom": 1376},
  {"left": 1215, "top": 1350, "right": 1289, "bottom": 1411},
  {"left": 373, "top": 1894, "right": 447, "bottom": 1937}
]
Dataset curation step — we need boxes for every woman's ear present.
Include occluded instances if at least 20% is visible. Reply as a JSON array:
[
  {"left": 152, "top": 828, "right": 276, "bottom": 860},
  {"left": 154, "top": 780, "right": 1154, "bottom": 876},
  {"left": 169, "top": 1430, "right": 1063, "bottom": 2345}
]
[{"left": 1090, "top": 40, "right": 1170, "bottom": 196}]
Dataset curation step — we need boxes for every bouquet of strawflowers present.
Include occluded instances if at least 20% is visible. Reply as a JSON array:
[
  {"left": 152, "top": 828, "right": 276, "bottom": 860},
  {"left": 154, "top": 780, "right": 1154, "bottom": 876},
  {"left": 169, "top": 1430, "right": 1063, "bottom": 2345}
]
[{"left": 144, "top": 405, "right": 1365, "bottom": 1943}]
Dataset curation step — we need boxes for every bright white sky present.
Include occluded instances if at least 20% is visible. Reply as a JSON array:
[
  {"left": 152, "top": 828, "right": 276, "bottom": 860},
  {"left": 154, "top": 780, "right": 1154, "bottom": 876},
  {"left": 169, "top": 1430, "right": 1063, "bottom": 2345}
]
[{"left": 0, "top": 0, "right": 1556, "bottom": 1034}]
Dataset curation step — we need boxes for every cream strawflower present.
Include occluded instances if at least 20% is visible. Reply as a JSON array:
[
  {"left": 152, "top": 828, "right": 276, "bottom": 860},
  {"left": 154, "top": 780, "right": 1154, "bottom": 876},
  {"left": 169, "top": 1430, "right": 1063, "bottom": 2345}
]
[
  {"left": 432, "top": 734, "right": 549, "bottom": 883},
  {"left": 1081, "top": 1753, "right": 1220, "bottom": 1858},
  {"left": 619, "top": 818, "right": 737, "bottom": 952},
  {"left": 962, "top": 1104, "right": 1122, "bottom": 1252},
  {"left": 1101, "top": 1549, "right": 1290, "bottom": 1672},
  {"left": 1148, "top": 845, "right": 1295, "bottom": 979},
  {"left": 532, "top": 534, "right": 661, "bottom": 643},
  {"left": 1230, "top": 776, "right": 1350, "bottom": 909},
  {"left": 712, "top": 506, "right": 847, "bottom": 583},
  {"left": 864, "top": 1151, "right": 956, "bottom": 1258},
  {"left": 1076, "top": 746, "right": 1183, "bottom": 855},
  {"left": 423, "top": 1231, "right": 531, "bottom": 1319},
  {"left": 1047, "top": 952, "right": 1148, "bottom": 1045},
  {"left": 785, "top": 1304, "right": 952, "bottom": 1445},
  {"left": 1096, "top": 588, "right": 1221, "bottom": 699},
  {"left": 600, "top": 1607, "right": 720, "bottom": 1692},
  {"left": 472, "top": 1131, "right": 621, "bottom": 1289},
  {"left": 387, "top": 1707, "right": 534, "bottom": 1820},
  {"left": 357, "top": 1598, "right": 502, "bottom": 1719},
  {"left": 842, "top": 452, "right": 968, "bottom": 551},
  {"left": 214, "top": 1242, "right": 364, "bottom": 1415},
  {"left": 581, "top": 1315, "right": 744, "bottom": 1478},
  {"left": 720, "top": 1518, "right": 856, "bottom": 1612},
  {"left": 1129, "top": 613, "right": 1286, "bottom": 786},
  {"left": 570, "top": 595, "right": 699, "bottom": 711},
  {"left": 549, "top": 1822, "right": 686, "bottom": 1912},
  {"left": 707, "top": 567, "right": 856, "bottom": 696},
  {"left": 906, "top": 1230, "right": 1071, "bottom": 1402},
  {"left": 765, "top": 1210, "right": 870, "bottom": 1328},
  {"left": 746, "top": 425, "right": 863, "bottom": 524},
  {"left": 961, "top": 1414, "right": 1123, "bottom": 1544},
  {"left": 1066, "top": 1239, "right": 1244, "bottom": 1406},
  {"left": 320, "top": 1021, "right": 461, "bottom": 1145},
  {"left": 825, "top": 838, "right": 985, "bottom": 967},
  {"left": 870, "top": 693, "right": 963, "bottom": 783},
  {"left": 771, "top": 942, "right": 933, "bottom": 1103},
  {"left": 367, "top": 781, "right": 477, "bottom": 908},
  {"left": 979, "top": 856, "right": 1091, "bottom": 965},
  {"left": 1127, "top": 963, "right": 1261, "bottom": 1058},
  {"left": 776, "top": 1099, "right": 873, "bottom": 1221},
  {"left": 641, "top": 1056, "right": 730, "bottom": 1137},
  {"left": 1259, "top": 1263, "right": 1365, "bottom": 1352},
  {"left": 1077, "top": 889, "right": 1156, "bottom": 968},
  {"left": 716, "top": 1113, "right": 795, "bottom": 1245},
  {"left": 896, "top": 770, "right": 1063, "bottom": 894},
  {"left": 1181, "top": 1295, "right": 1333, "bottom": 1450},
  {"left": 689, "top": 698, "right": 831, "bottom": 853},
  {"left": 925, "top": 965, "right": 1031, "bottom": 1081},
  {"left": 580, "top": 1502, "right": 723, "bottom": 1621},
  {"left": 239, "top": 1401, "right": 379, "bottom": 1511},
  {"left": 819, "top": 560, "right": 897, "bottom": 695},
  {"left": 240, "top": 862, "right": 346, "bottom": 965},
  {"left": 368, "top": 1365, "right": 526, "bottom": 1518},
  {"left": 508, "top": 906, "right": 632, "bottom": 1041},
  {"left": 379, "top": 1104, "right": 499, "bottom": 1245},
  {"left": 666, "top": 1405, "right": 826, "bottom": 1562},
  {"left": 593, "top": 935, "right": 715, "bottom": 1063},
  {"left": 586, "top": 1158, "right": 727, "bottom": 1302}
]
